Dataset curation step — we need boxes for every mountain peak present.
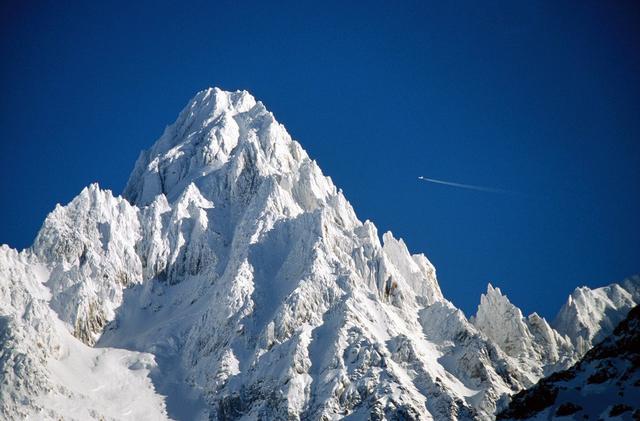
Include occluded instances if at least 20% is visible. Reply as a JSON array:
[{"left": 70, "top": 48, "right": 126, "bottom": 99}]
[
  {"left": 123, "top": 88, "right": 299, "bottom": 206},
  {"left": 5, "top": 87, "right": 636, "bottom": 420},
  {"left": 553, "top": 277, "right": 640, "bottom": 354},
  {"left": 472, "top": 283, "right": 575, "bottom": 378}
]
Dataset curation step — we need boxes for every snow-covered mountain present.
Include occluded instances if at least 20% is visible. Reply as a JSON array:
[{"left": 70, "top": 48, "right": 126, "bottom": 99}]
[
  {"left": 470, "top": 285, "right": 574, "bottom": 382},
  {"left": 470, "top": 278, "right": 640, "bottom": 387},
  {"left": 497, "top": 305, "right": 640, "bottom": 420},
  {"left": 1, "top": 88, "right": 638, "bottom": 420},
  {"left": 553, "top": 276, "right": 640, "bottom": 356}
]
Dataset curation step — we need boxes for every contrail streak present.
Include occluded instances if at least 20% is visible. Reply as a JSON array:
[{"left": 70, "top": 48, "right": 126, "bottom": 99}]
[{"left": 418, "top": 176, "right": 512, "bottom": 194}]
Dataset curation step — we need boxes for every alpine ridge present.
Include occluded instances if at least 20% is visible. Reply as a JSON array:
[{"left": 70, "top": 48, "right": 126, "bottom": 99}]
[
  {"left": 497, "top": 305, "right": 640, "bottom": 420},
  {"left": 1, "top": 88, "right": 638, "bottom": 421}
]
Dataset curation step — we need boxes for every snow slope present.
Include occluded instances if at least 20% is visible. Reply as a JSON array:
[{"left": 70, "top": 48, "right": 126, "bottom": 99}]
[
  {"left": 1, "top": 87, "right": 637, "bottom": 420},
  {"left": 0, "top": 246, "right": 168, "bottom": 420}
]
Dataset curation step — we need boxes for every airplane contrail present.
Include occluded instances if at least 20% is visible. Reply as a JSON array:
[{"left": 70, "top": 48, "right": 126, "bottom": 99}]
[{"left": 418, "top": 176, "right": 512, "bottom": 194}]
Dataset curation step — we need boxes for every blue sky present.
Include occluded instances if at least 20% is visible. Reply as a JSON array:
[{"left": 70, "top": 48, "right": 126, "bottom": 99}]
[{"left": 1, "top": 1, "right": 639, "bottom": 318}]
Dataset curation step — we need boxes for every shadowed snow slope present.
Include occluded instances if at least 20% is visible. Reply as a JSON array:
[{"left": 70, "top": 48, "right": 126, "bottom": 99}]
[{"left": 1, "top": 88, "right": 637, "bottom": 421}]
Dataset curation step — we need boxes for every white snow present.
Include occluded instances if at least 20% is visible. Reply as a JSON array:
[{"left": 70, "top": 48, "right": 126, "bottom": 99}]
[
  {"left": 553, "top": 276, "right": 640, "bottom": 355},
  {"left": 471, "top": 284, "right": 574, "bottom": 381},
  {"left": 1, "top": 88, "right": 636, "bottom": 420},
  {"left": 0, "top": 245, "right": 168, "bottom": 420}
]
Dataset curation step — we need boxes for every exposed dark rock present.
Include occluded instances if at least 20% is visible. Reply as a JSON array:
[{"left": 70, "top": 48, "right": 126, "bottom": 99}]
[
  {"left": 586, "top": 364, "right": 617, "bottom": 384},
  {"left": 610, "top": 403, "right": 632, "bottom": 417},
  {"left": 496, "top": 384, "right": 558, "bottom": 419},
  {"left": 556, "top": 402, "right": 582, "bottom": 416}
]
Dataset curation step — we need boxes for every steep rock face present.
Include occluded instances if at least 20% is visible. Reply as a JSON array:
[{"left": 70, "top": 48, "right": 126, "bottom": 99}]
[
  {"left": 471, "top": 285, "right": 574, "bottom": 381},
  {"left": 497, "top": 305, "right": 640, "bottom": 420},
  {"left": 553, "top": 277, "right": 640, "bottom": 355}
]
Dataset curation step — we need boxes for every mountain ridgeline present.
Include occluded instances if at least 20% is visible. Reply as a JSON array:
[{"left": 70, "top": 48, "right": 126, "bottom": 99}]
[{"left": 1, "top": 88, "right": 638, "bottom": 420}]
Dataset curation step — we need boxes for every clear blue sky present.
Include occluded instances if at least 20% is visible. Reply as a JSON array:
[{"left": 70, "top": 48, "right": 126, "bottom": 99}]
[{"left": 1, "top": 1, "right": 639, "bottom": 319}]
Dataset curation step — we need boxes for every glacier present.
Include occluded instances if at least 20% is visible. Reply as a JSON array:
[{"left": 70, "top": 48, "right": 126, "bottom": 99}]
[{"left": 1, "top": 87, "right": 638, "bottom": 420}]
